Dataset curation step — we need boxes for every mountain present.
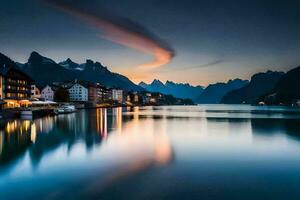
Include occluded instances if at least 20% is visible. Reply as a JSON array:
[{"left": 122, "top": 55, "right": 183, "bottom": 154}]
[
  {"left": 19, "top": 52, "right": 143, "bottom": 91},
  {"left": 221, "top": 71, "right": 285, "bottom": 104},
  {"left": 22, "top": 52, "right": 77, "bottom": 87},
  {"left": 59, "top": 58, "right": 82, "bottom": 71},
  {"left": 261, "top": 67, "right": 300, "bottom": 105},
  {"left": 0, "top": 52, "right": 17, "bottom": 67},
  {"left": 139, "top": 79, "right": 204, "bottom": 101},
  {"left": 196, "top": 79, "right": 249, "bottom": 104}
]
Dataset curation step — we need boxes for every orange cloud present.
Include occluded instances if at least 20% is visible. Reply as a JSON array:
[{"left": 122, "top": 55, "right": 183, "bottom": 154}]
[{"left": 42, "top": 0, "right": 175, "bottom": 69}]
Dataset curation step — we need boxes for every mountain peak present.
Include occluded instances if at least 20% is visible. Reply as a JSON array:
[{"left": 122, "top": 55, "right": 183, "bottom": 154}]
[
  {"left": 28, "top": 51, "right": 55, "bottom": 65},
  {"left": 151, "top": 79, "right": 164, "bottom": 86},
  {"left": 66, "top": 58, "right": 73, "bottom": 62},
  {"left": 138, "top": 81, "right": 148, "bottom": 88},
  {"left": 59, "top": 58, "right": 82, "bottom": 70},
  {"left": 29, "top": 51, "right": 41, "bottom": 59},
  {"left": 165, "top": 80, "right": 175, "bottom": 85}
]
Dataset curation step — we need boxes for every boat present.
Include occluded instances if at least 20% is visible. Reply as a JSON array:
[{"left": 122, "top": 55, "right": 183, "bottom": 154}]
[
  {"left": 55, "top": 105, "right": 77, "bottom": 114},
  {"left": 21, "top": 108, "right": 57, "bottom": 119},
  {"left": 21, "top": 110, "right": 33, "bottom": 116}
]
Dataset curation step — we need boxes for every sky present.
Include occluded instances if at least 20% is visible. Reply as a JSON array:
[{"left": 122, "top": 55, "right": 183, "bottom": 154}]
[{"left": 0, "top": 0, "right": 300, "bottom": 86}]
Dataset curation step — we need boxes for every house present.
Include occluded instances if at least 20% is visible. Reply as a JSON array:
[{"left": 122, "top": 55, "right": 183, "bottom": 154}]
[
  {"left": 111, "top": 89, "right": 123, "bottom": 103},
  {"left": 0, "top": 64, "right": 33, "bottom": 108},
  {"left": 41, "top": 85, "right": 55, "bottom": 101},
  {"left": 68, "top": 83, "right": 88, "bottom": 102},
  {"left": 31, "top": 84, "right": 41, "bottom": 99}
]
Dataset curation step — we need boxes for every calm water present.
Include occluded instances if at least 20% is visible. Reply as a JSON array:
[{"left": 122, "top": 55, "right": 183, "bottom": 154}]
[{"left": 1, "top": 105, "right": 300, "bottom": 200}]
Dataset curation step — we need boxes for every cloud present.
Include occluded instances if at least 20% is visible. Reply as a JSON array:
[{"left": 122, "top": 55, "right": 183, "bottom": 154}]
[
  {"left": 185, "top": 59, "right": 224, "bottom": 69},
  {"left": 41, "top": 0, "right": 175, "bottom": 69},
  {"left": 153, "top": 59, "right": 224, "bottom": 73}
]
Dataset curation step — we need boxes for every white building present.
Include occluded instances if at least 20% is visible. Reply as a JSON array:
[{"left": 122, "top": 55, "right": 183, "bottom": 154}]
[
  {"left": 68, "top": 83, "right": 88, "bottom": 102},
  {"left": 112, "top": 89, "right": 123, "bottom": 103},
  {"left": 31, "top": 85, "right": 41, "bottom": 99},
  {"left": 41, "top": 85, "right": 55, "bottom": 101}
]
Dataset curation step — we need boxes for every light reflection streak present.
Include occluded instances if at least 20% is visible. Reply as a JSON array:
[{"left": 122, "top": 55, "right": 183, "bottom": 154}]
[
  {"left": 0, "top": 131, "right": 3, "bottom": 156},
  {"left": 112, "top": 107, "right": 123, "bottom": 134},
  {"left": 96, "top": 108, "right": 108, "bottom": 139}
]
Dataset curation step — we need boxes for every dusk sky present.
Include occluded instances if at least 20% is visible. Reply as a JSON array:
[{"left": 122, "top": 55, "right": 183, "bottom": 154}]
[{"left": 1, "top": 0, "right": 300, "bottom": 86}]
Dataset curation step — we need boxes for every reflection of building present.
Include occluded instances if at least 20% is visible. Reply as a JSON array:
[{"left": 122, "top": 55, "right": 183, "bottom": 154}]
[
  {"left": 41, "top": 85, "right": 55, "bottom": 101},
  {"left": 0, "top": 120, "right": 33, "bottom": 164}
]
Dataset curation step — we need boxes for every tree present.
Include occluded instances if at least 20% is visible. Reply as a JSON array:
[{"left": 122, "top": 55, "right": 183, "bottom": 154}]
[{"left": 54, "top": 88, "right": 70, "bottom": 102}]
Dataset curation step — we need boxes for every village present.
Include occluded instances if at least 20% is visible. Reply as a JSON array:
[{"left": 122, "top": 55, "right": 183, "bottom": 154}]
[{"left": 0, "top": 63, "right": 192, "bottom": 119}]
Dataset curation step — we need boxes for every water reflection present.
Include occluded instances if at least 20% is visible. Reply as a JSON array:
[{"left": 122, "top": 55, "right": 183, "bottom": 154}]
[
  {"left": 0, "top": 107, "right": 174, "bottom": 171},
  {"left": 1, "top": 106, "right": 300, "bottom": 200}
]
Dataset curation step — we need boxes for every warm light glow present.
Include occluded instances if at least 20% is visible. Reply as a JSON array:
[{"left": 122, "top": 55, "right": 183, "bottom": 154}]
[{"left": 31, "top": 123, "right": 37, "bottom": 143}]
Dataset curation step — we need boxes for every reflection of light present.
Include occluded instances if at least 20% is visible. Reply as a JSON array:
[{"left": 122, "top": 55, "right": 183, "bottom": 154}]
[
  {"left": 117, "top": 107, "right": 122, "bottom": 131},
  {"left": 133, "top": 107, "right": 139, "bottom": 121},
  {"left": 98, "top": 117, "right": 173, "bottom": 185},
  {"left": 35, "top": 116, "right": 55, "bottom": 133},
  {"left": 112, "top": 107, "right": 123, "bottom": 133},
  {"left": 24, "top": 120, "right": 30, "bottom": 132},
  {"left": 96, "top": 108, "right": 108, "bottom": 139},
  {"left": 6, "top": 120, "right": 18, "bottom": 133},
  {"left": 154, "top": 134, "right": 172, "bottom": 165},
  {"left": 103, "top": 109, "right": 107, "bottom": 138},
  {"left": 0, "top": 131, "right": 3, "bottom": 156},
  {"left": 31, "top": 123, "right": 37, "bottom": 143}
]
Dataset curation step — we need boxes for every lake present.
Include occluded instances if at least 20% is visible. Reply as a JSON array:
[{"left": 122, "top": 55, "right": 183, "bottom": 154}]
[{"left": 1, "top": 105, "right": 300, "bottom": 200}]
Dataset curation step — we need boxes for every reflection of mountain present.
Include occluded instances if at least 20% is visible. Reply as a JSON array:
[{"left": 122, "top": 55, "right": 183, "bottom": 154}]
[{"left": 251, "top": 118, "right": 300, "bottom": 139}]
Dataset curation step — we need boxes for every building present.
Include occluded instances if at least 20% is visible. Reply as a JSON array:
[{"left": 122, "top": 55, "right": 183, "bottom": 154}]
[
  {"left": 68, "top": 83, "right": 88, "bottom": 102},
  {"left": 111, "top": 89, "right": 123, "bottom": 103},
  {"left": 142, "top": 93, "right": 152, "bottom": 104},
  {"left": 41, "top": 85, "right": 55, "bottom": 101},
  {"left": 126, "top": 92, "right": 139, "bottom": 104},
  {"left": 87, "top": 82, "right": 112, "bottom": 104},
  {"left": 0, "top": 64, "right": 33, "bottom": 108},
  {"left": 87, "top": 83, "right": 98, "bottom": 104},
  {"left": 31, "top": 84, "right": 41, "bottom": 99}
]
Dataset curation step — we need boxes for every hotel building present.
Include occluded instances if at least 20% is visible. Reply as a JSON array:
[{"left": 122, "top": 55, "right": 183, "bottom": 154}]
[{"left": 0, "top": 64, "right": 33, "bottom": 108}]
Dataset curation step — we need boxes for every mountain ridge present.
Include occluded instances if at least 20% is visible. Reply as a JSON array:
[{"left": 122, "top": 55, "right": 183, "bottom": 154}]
[
  {"left": 261, "top": 67, "right": 300, "bottom": 105},
  {"left": 139, "top": 80, "right": 204, "bottom": 101},
  {"left": 196, "top": 79, "right": 249, "bottom": 104},
  {"left": 221, "top": 71, "right": 285, "bottom": 104},
  {"left": 17, "top": 51, "right": 143, "bottom": 91}
]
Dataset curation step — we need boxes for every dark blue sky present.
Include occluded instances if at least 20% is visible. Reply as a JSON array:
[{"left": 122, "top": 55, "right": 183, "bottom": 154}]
[{"left": 1, "top": 0, "right": 300, "bottom": 85}]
